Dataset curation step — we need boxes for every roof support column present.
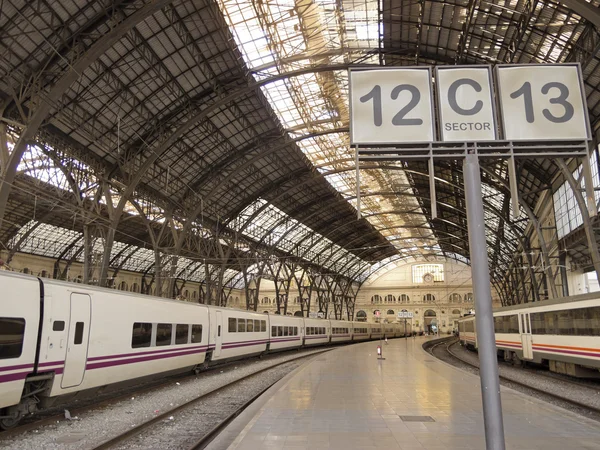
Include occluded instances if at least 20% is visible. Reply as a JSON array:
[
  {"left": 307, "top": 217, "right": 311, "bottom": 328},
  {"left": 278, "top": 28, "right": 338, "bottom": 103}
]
[{"left": 556, "top": 159, "right": 600, "bottom": 281}]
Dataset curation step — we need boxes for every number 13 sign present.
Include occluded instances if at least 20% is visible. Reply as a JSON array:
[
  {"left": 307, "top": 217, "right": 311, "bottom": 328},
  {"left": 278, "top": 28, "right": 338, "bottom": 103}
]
[{"left": 349, "top": 64, "right": 590, "bottom": 145}]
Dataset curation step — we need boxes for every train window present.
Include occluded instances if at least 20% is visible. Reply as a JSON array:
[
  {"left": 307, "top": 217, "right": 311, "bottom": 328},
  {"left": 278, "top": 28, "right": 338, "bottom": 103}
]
[
  {"left": 261, "top": 320, "right": 267, "bottom": 332},
  {"left": 132, "top": 322, "right": 152, "bottom": 348},
  {"left": 229, "top": 318, "right": 237, "bottom": 332},
  {"left": 272, "top": 326, "right": 277, "bottom": 337},
  {"left": 508, "top": 315, "right": 519, "bottom": 334},
  {"left": 53, "top": 321, "right": 65, "bottom": 331},
  {"left": 74, "top": 322, "right": 84, "bottom": 345},
  {"left": 282, "top": 327, "right": 287, "bottom": 337},
  {"left": 175, "top": 324, "right": 189, "bottom": 345},
  {"left": 254, "top": 320, "right": 261, "bottom": 332},
  {"left": 156, "top": 324, "right": 172, "bottom": 346},
  {"left": 247, "top": 320, "right": 254, "bottom": 332},
  {"left": 237, "top": 319, "right": 246, "bottom": 333},
  {"left": 278, "top": 326, "right": 283, "bottom": 337},
  {"left": 191, "top": 325, "right": 202, "bottom": 343},
  {"left": 530, "top": 313, "right": 545, "bottom": 334},
  {"left": 0, "top": 317, "right": 25, "bottom": 359}
]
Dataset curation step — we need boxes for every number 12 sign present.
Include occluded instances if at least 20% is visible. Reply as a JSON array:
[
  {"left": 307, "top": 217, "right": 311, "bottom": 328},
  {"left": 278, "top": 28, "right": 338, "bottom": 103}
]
[{"left": 349, "top": 67, "right": 435, "bottom": 144}]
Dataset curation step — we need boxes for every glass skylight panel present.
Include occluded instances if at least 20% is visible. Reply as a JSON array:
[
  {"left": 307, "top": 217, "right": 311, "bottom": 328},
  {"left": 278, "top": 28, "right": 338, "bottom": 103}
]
[{"left": 217, "top": 0, "right": 437, "bottom": 268}]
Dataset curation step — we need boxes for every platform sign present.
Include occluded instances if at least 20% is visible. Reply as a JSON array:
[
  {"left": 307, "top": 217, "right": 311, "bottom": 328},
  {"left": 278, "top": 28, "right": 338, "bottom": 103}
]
[
  {"left": 397, "top": 311, "right": 413, "bottom": 319},
  {"left": 349, "top": 67, "right": 435, "bottom": 145},
  {"left": 435, "top": 66, "right": 497, "bottom": 142},
  {"left": 496, "top": 64, "right": 591, "bottom": 141}
]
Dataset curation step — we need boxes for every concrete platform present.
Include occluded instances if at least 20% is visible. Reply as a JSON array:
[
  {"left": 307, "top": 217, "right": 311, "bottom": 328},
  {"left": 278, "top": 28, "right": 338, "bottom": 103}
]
[{"left": 208, "top": 337, "right": 600, "bottom": 450}]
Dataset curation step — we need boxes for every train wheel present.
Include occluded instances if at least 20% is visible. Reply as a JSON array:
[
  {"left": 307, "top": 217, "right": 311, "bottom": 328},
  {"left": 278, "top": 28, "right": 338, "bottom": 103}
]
[{"left": 0, "top": 411, "right": 22, "bottom": 430}]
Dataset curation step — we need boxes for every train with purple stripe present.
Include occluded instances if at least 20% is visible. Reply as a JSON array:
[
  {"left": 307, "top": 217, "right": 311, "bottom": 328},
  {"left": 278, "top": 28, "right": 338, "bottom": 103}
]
[
  {"left": 457, "top": 292, "right": 600, "bottom": 377},
  {"left": 0, "top": 271, "right": 411, "bottom": 429}
]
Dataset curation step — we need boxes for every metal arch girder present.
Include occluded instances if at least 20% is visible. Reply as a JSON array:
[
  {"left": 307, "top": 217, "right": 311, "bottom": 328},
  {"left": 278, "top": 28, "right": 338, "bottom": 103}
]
[
  {"left": 194, "top": 128, "right": 349, "bottom": 207},
  {"left": 0, "top": 0, "right": 174, "bottom": 227},
  {"left": 559, "top": 0, "right": 600, "bottom": 28}
]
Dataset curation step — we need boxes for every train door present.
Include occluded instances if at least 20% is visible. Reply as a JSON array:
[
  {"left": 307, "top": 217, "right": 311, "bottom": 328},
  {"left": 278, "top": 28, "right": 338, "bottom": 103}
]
[
  {"left": 520, "top": 313, "right": 533, "bottom": 360},
  {"left": 214, "top": 311, "right": 223, "bottom": 357},
  {"left": 61, "top": 293, "right": 91, "bottom": 389}
]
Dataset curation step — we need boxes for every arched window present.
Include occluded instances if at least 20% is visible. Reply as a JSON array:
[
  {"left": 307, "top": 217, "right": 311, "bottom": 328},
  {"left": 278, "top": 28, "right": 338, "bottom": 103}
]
[
  {"left": 262, "top": 296, "right": 270, "bottom": 305},
  {"left": 263, "top": 310, "right": 269, "bottom": 314},
  {"left": 385, "top": 294, "right": 395, "bottom": 303},
  {"left": 373, "top": 309, "right": 381, "bottom": 316},
  {"left": 387, "top": 309, "right": 395, "bottom": 315},
  {"left": 234, "top": 296, "right": 239, "bottom": 305},
  {"left": 452, "top": 309, "right": 461, "bottom": 316},
  {"left": 449, "top": 293, "right": 461, "bottom": 303},
  {"left": 119, "top": 281, "right": 127, "bottom": 291},
  {"left": 184, "top": 289, "right": 189, "bottom": 298},
  {"left": 464, "top": 293, "right": 474, "bottom": 303},
  {"left": 131, "top": 282, "right": 140, "bottom": 293},
  {"left": 294, "top": 311, "right": 303, "bottom": 317},
  {"left": 295, "top": 296, "right": 301, "bottom": 304},
  {"left": 371, "top": 294, "right": 382, "bottom": 304},
  {"left": 192, "top": 291, "right": 198, "bottom": 299},
  {"left": 399, "top": 294, "right": 410, "bottom": 304},
  {"left": 356, "top": 310, "right": 367, "bottom": 322},
  {"left": 423, "top": 293, "right": 435, "bottom": 303},
  {"left": 424, "top": 309, "right": 436, "bottom": 317}
]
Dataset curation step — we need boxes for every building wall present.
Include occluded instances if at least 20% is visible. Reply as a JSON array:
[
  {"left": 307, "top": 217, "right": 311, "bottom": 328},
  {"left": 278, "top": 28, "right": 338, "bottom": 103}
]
[{"left": 355, "top": 260, "right": 482, "bottom": 334}]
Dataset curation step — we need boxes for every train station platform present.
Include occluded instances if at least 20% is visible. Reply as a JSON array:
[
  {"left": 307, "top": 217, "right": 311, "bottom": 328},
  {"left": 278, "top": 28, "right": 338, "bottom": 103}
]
[{"left": 207, "top": 337, "right": 600, "bottom": 450}]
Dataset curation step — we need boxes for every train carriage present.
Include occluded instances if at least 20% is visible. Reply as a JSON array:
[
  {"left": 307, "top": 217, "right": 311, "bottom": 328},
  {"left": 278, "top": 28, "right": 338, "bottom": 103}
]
[
  {"left": 352, "top": 323, "right": 370, "bottom": 341},
  {"left": 268, "top": 314, "right": 303, "bottom": 352},
  {"left": 0, "top": 272, "right": 211, "bottom": 428},
  {"left": 458, "top": 292, "right": 600, "bottom": 377},
  {"left": 329, "top": 320, "right": 352, "bottom": 343},
  {"left": 213, "top": 308, "right": 269, "bottom": 362},
  {"left": 303, "top": 318, "right": 330, "bottom": 346},
  {"left": 457, "top": 315, "right": 477, "bottom": 349},
  {"left": 370, "top": 324, "right": 383, "bottom": 340}
]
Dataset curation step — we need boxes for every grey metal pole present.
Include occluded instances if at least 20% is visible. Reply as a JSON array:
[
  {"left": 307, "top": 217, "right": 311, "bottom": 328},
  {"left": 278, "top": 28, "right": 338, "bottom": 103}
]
[{"left": 463, "top": 152, "right": 506, "bottom": 450}]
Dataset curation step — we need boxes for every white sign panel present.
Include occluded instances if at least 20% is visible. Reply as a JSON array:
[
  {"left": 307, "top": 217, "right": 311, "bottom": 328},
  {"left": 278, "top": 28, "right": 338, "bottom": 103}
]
[
  {"left": 436, "top": 66, "right": 497, "bottom": 142},
  {"left": 349, "top": 67, "right": 435, "bottom": 144},
  {"left": 496, "top": 64, "right": 590, "bottom": 141}
]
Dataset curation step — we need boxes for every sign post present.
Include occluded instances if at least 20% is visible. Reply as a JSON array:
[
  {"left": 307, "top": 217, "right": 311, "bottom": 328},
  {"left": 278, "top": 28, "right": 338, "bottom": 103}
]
[{"left": 349, "top": 63, "right": 593, "bottom": 450}]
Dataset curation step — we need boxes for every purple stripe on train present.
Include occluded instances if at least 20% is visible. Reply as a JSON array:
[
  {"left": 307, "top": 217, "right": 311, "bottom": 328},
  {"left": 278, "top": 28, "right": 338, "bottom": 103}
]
[
  {"left": 86, "top": 347, "right": 206, "bottom": 370},
  {"left": 533, "top": 346, "right": 600, "bottom": 358},
  {"left": 0, "top": 371, "right": 30, "bottom": 383},
  {"left": 222, "top": 340, "right": 269, "bottom": 349},
  {"left": 87, "top": 344, "right": 208, "bottom": 362},
  {"left": 0, "top": 363, "right": 34, "bottom": 373}
]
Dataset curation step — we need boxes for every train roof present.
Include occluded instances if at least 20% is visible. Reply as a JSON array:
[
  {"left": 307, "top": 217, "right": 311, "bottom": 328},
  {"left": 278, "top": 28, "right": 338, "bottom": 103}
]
[{"left": 493, "top": 291, "right": 600, "bottom": 313}]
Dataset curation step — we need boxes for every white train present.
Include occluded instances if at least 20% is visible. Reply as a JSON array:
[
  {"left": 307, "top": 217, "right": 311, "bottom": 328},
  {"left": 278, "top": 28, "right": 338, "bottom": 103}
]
[
  {"left": 0, "top": 271, "right": 410, "bottom": 429},
  {"left": 457, "top": 292, "right": 600, "bottom": 377}
]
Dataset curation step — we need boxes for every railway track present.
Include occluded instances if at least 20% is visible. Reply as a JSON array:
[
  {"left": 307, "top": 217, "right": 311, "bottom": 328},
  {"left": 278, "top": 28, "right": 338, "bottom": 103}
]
[
  {"left": 428, "top": 337, "right": 600, "bottom": 416},
  {"left": 90, "top": 349, "right": 328, "bottom": 450}
]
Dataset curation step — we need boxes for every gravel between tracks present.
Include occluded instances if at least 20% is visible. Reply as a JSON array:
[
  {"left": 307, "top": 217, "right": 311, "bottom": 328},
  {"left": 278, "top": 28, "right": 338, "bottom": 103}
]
[
  {"left": 112, "top": 361, "right": 301, "bottom": 450},
  {"left": 0, "top": 348, "right": 328, "bottom": 450},
  {"left": 430, "top": 339, "right": 600, "bottom": 421}
]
